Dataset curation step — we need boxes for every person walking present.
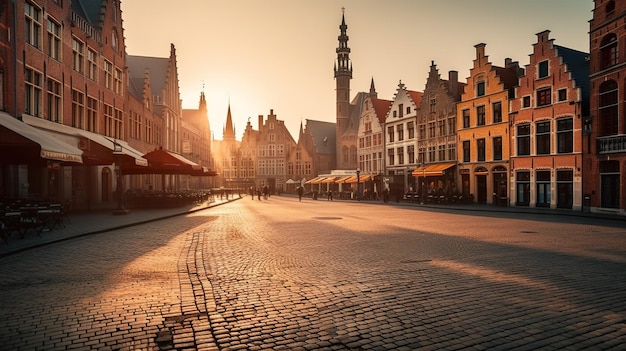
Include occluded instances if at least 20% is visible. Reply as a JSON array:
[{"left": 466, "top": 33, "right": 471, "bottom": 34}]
[
  {"left": 327, "top": 189, "right": 333, "bottom": 201},
  {"left": 297, "top": 186, "right": 304, "bottom": 202},
  {"left": 257, "top": 188, "right": 262, "bottom": 201}
]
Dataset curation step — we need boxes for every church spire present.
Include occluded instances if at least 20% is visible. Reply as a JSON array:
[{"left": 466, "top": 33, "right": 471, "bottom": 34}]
[
  {"left": 223, "top": 103, "right": 235, "bottom": 141},
  {"left": 369, "top": 77, "right": 377, "bottom": 98}
]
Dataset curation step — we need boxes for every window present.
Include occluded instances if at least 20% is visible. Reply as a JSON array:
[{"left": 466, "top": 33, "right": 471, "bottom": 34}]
[
  {"left": 599, "top": 80, "right": 618, "bottom": 136},
  {"left": 397, "top": 124, "right": 404, "bottom": 141},
  {"left": 517, "top": 124, "right": 531, "bottom": 156},
  {"left": 558, "top": 88, "right": 567, "bottom": 102},
  {"left": 87, "top": 48, "right": 97, "bottom": 81},
  {"left": 418, "top": 148, "right": 425, "bottom": 164},
  {"left": 47, "top": 19, "right": 61, "bottom": 60},
  {"left": 516, "top": 171, "right": 531, "bottom": 206},
  {"left": 438, "top": 145, "right": 446, "bottom": 161},
  {"left": 538, "top": 60, "right": 549, "bottom": 79},
  {"left": 111, "top": 30, "right": 119, "bottom": 52},
  {"left": 477, "top": 81, "right": 485, "bottom": 97},
  {"left": 462, "top": 109, "right": 470, "bottom": 128},
  {"left": 493, "top": 136, "right": 502, "bottom": 161},
  {"left": 536, "top": 121, "right": 551, "bottom": 155},
  {"left": 103, "top": 104, "right": 113, "bottom": 136},
  {"left": 557, "top": 118, "right": 573, "bottom": 154},
  {"left": 24, "top": 68, "right": 42, "bottom": 116},
  {"left": 406, "top": 106, "right": 411, "bottom": 115},
  {"left": 397, "top": 147, "right": 404, "bottom": 165},
  {"left": 600, "top": 34, "right": 618, "bottom": 70},
  {"left": 447, "top": 117, "right": 456, "bottom": 136},
  {"left": 428, "top": 146, "right": 435, "bottom": 162},
  {"left": 407, "top": 145, "right": 414, "bottom": 164},
  {"left": 606, "top": 0, "right": 615, "bottom": 14},
  {"left": 398, "top": 104, "right": 404, "bottom": 118},
  {"left": 428, "top": 122, "right": 435, "bottom": 138},
  {"left": 492, "top": 101, "right": 502, "bottom": 123},
  {"left": 438, "top": 120, "right": 445, "bottom": 136},
  {"left": 71, "top": 89, "right": 84, "bottom": 128},
  {"left": 388, "top": 148, "right": 394, "bottom": 166},
  {"left": 25, "top": 2, "right": 42, "bottom": 48},
  {"left": 46, "top": 79, "right": 61, "bottom": 122},
  {"left": 476, "top": 105, "right": 486, "bottom": 126},
  {"left": 536, "top": 170, "right": 551, "bottom": 207},
  {"left": 536, "top": 87, "right": 551, "bottom": 106},
  {"left": 407, "top": 121, "right": 415, "bottom": 139},
  {"left": 418, "top": 124, "right": 425, "bottom": 139},
  {"left": 87, "top": 96, "right": 97, "bottom": 132},
  {"left": 114, "top": 68, "right": 123, "bottom": 95},
  {"left": 477, "top": 138, "right": 485, "bottom": 161},
  {"left": 462, "top": 141, "right": 470, "bottom": 162},
  {"left": 387, "top": 126, "right": 394, "bottom": 142},
  {"left": 104, "top": 60, "right": 113, "bottom": 90},
  {"left": 448, "top": 143, "right": 456, "bottom": 161},
  {"left": 522, "top": 96, "right": 531, "bottom": 108},
  {"left": 429, "top": 97, "right": 436, "bottom": 113},
  {"left": 72, "top": 38, "right": 84, "bottom": 73}
]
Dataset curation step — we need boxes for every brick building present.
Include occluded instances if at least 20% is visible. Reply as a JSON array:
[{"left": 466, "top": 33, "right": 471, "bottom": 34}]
[
  {"left": 585, "top": 0, "right": 626, "bottom": 214},
  {"left": 412, "top": 62, "right": 464, "bottom": 199},
  {"left": 510, "top": 30, "right": 588, "bottom": 210},
  {"left": 456, "top": 44, "right": 523, "bottom": 204}
]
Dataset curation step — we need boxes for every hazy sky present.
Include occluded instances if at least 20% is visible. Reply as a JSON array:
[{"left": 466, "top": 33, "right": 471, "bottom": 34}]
[{"left": 121, "top": 0, "right": 593, "bottom": 141}]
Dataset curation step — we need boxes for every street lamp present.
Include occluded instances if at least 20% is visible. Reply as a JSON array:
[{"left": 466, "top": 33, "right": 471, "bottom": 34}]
[
  {"left": 421, "top": 162, "right": 425, "bottom": 205},
  {"left": 356, "top": 168, "right": 361, "bottom": 201},
  {"left": 112, "top": 141, "right": 130, "bottom": 215}
]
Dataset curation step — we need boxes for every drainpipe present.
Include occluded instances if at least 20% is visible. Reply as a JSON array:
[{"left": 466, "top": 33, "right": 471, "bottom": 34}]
[{"left": 12, "top": 0, "right": 18, "bottom": 120}]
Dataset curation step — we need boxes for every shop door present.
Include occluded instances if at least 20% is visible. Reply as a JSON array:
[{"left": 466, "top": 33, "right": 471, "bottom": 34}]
[{"left": 476, "top": 175, "right": 487, "bottom": 203}]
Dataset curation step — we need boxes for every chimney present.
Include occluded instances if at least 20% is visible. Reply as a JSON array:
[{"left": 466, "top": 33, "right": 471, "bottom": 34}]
[
  {"left": 475, "top": 43, "right": 486, "bottom": 60},
  {"left": 537, "top": 30, "right": 551, "bottom": 43}
]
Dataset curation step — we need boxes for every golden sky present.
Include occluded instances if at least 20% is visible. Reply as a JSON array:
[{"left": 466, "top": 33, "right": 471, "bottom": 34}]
[{"left": 121, "top": 0, "right": 593, "bottom": 141}]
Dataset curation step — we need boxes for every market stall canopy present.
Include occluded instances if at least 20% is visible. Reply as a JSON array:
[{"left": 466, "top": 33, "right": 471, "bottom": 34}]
[
  {"left": 412, "top": 163, "right": 456, "bottom": 177},
  {"left": 320, "top": 176, "right": 340, "bottom": 184},
  {"left": 305, "top": 176, "right": 325, "bottom": 184},
  {"left": 342, "top": 174, "right": 373, "bottom": 184},
  {"left": 0, "top": 112, "right": 83, "bottom": 163},
  {"left": 335, "top": 176, "right": 353, "bottom": 184},
  {"left": 122, "top": 148, "right": 216, "bottom": 176}
]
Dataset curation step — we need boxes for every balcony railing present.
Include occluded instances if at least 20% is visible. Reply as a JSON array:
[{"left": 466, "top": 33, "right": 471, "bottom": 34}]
[{"left": 597, "top": 134, "right": 626, "bottom": 154}]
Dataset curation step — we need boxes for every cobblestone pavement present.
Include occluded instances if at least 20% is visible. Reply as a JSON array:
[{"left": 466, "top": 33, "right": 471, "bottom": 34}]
[{"left": 0, "top": 196, "right": 625, "bottom": 350}]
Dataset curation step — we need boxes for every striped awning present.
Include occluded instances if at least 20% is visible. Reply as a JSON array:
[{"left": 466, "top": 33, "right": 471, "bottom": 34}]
[{"left": 412, "top": 163, "right": 456, "bottom": 177}]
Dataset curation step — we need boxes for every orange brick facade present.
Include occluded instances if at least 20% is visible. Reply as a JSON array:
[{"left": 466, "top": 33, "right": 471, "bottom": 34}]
[
  {"left": 584, "top": 0, "right": 626, "bottom": 214},
  {"left": 509, "top": 30, "right": 587, "bottom": 210}
]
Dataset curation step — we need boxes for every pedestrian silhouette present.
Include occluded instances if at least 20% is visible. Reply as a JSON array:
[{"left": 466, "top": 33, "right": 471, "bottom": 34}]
[{"left": 297, "top": 186, "right": 304, "bottom": 202}]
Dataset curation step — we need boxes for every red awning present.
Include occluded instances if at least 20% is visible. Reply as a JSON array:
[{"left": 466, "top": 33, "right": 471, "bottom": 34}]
[{"left": 121, "top": 148, "right": 216, "bottom": 176}]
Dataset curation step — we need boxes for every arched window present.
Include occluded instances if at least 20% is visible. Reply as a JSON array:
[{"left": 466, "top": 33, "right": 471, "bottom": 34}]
[
  {"left": 111, "top": 30, "right": 118, "bottom": 52},
  {"left": 600, "top": 34, "right": 618, "bottom": 69},
  {"left": 606, "top": 0, "right": 615, "bottom": 14},
  {"left": 598, "top": 80, "right": 618, "bottom": 136}
]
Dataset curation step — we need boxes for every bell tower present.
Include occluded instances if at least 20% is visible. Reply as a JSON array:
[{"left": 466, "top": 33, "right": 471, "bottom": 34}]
[{"left": 334, "top": 8, "right": 352, "bottom": 163}]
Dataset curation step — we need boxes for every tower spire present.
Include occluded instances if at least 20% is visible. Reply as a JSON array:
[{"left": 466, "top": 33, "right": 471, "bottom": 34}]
[
  {"left": 334, "top": 8, "right": 352, "bottom": 169},
  {"left": 223, "top": 102, "right": 235, "bottom": 141}
]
